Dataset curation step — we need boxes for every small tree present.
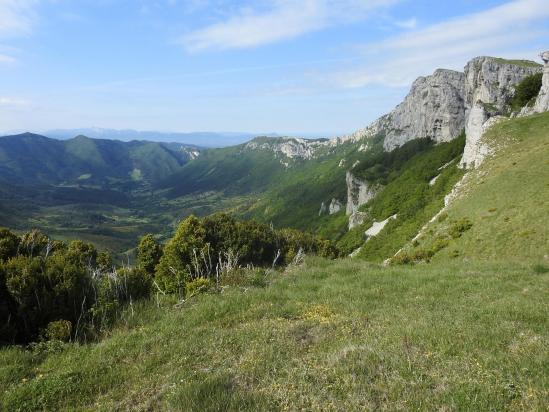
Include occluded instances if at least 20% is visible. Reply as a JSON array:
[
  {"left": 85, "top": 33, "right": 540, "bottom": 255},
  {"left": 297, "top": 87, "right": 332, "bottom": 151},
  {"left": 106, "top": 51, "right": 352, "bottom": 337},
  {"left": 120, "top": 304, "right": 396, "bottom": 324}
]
[
  {"left": 137, "top": 234, "right": 163, "bottom": 276},
  {"left": 0, "top": 228, "right": 20, "bottom": 262},
  {"left": 155, "top": 216, "right": 206, "bottom": 294}
]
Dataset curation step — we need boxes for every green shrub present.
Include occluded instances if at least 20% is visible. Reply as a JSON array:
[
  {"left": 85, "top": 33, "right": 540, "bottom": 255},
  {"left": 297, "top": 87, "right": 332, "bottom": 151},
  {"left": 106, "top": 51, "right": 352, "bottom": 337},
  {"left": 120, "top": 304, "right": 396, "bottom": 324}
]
[
  {"left": 449, "top": 218, "right": 473, "bottom": 238},
  {"left": 137, "top": 234, "right": 163, "bottom": 276},
  {"left": 437, "top": 212, "right": 448, "bottom": 223},
  {"left": 44, "top": 320, "right": 72, "bottom": 342},
  {"left": 186, "top": 278, "right": 211, "bottom": 297},
  {"left": 155, "top": 215, "right": 207, "bottom": 294},
  {"left": 509, "top": 72, "right": 543, "bottom": 112},
  {"left": 431, "top": 236, "right": 450, "bottom": 253},
  {"left": 0, "top": 228, "right": 20, "bottom": 262}
]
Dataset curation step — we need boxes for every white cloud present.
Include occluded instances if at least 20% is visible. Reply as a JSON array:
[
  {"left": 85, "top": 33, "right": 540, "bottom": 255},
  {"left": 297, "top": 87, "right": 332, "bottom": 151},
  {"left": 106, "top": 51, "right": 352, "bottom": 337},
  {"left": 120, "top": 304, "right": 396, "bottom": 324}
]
[
  {"left": 0, "top": 53, "right": 15, "bottom": 63},
  {"left": 329, "top": 0, "right": 549, "bottom": 88},
  {"left": 180, "top": 0, "right": 399, "bottom": 52},
  {"left": 0, "top": 0, "right": 37, "bottom": 37},
  {"left": 0, "top": 0, "right": 38, "bottom": 63},
  {"left": 0, "top": 97, "right": 31, "bottom": 107},
  {"left": 394, "top": 17, "right": 416, "bottom": 29}
]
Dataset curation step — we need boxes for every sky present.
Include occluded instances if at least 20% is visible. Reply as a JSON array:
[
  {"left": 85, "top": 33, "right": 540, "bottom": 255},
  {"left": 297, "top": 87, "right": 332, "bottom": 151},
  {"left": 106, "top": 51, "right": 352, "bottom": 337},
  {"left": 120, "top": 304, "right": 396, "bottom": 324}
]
[{"left": 0, "top": 0, "right": 547, "bottom": 137}]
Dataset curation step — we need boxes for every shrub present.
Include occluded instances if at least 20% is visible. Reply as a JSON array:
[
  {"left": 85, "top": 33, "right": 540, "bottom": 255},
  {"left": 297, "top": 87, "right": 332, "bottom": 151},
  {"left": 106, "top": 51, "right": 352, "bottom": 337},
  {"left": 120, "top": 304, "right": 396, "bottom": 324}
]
[
  {"left": 431, "top": 236, "right": 450, "bottom": 253},
  {"left": 449, "top": 218, "right": 473, "bottom": 238},
  {"left": 155, "top": 215, "right": 206, "bottom": 294},
  {"left": 137, "top": 234, "right": 163, "bottom": 276},
  {"left": 186, "top": 277, "right": 211, "bottom": 297},
  {"left": 4, "top": 251, "right": 94, "bottom": 343},
  {"left": 0, "top": 228, "right": 20, "bottom": 262},
  {"left": 509, "top": 72, "right": 543, "bottom": 112},
  {"left": 44, "top": 320, "right": 72, "bottom": 342}
]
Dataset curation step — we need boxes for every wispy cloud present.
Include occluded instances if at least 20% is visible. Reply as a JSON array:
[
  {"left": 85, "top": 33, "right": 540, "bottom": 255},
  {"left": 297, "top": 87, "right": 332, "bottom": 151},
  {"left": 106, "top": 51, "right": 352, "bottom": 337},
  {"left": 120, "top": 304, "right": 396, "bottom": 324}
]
[
  {"left": 328, "top": 0, "right": 549, "bottom": 88},
  {"left": 0, "top": 0, "right": 36, "bottom": 37},
  {"left": 0, "top": 96, "right": 31, "bottom": 107},
  {"left": 180, "top": 0, "right": 399, "bottom": 52},
  {"left": 0, "top": 0, "right": 38, "bottom": 63},
  {"left": 394, "top": 17, "right": 416, "bottom": 29}
]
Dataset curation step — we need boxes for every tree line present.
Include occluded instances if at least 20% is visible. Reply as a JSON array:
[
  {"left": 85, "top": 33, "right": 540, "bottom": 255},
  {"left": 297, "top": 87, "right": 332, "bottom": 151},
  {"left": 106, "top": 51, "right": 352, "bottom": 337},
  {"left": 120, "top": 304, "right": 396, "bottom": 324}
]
[{"left": 0, "top": 214, "right": 339, "bottom": 345}]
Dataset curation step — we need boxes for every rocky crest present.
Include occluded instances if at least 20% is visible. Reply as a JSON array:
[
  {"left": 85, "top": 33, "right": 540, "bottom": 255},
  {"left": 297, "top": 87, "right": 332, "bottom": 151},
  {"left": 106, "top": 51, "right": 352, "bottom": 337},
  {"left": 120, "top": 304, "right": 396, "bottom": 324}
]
[
  {"left": 459, "top": 57, "right": 542, "bottom": 168},
  {"left": 533, "top": 52, "right": 549, "bottom": 113},
  {"left": 245, "top": 137, "right": 330, "bottom": 161},
  {"left": 346, "top": 171, "right": 381, "bottom": 229}
]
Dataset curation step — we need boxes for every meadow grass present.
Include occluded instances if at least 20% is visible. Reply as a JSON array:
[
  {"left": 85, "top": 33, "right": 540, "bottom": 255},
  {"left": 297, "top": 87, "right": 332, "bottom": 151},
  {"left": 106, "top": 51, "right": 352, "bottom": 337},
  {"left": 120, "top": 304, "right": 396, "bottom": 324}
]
[
  {"left": 410, "top": 112, "right": 549, "bottom": 263},
  {"left": 1, "top": 257, "right": 547, "bottom": 411}
]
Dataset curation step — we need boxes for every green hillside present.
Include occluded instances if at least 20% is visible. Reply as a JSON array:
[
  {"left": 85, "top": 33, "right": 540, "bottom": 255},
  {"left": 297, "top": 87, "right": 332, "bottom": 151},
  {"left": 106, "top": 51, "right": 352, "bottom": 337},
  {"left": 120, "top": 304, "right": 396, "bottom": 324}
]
[
  {"left": 397, "top": 112, "right": 549, "bottom": 263},
  {"left": 0, "top": 133, "right": 202, "bottom": 254}
]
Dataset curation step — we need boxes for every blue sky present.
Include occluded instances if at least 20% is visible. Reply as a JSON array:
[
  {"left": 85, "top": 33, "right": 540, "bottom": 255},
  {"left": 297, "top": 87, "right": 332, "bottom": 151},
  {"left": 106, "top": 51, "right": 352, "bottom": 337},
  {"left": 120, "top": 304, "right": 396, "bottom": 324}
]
[{"left": 0, "top": 0, "right": 547, "bottom": 137}]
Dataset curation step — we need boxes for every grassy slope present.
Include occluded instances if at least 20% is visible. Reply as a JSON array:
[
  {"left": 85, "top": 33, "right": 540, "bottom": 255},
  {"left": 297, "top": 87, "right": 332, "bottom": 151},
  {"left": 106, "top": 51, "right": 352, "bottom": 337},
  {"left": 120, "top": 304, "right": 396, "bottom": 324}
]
[
  {"left": 405, "top": 112, "right": 549, "bottom": 263},
  {"left": 1, "top": 258, "right": 547, "bottom": 411}
]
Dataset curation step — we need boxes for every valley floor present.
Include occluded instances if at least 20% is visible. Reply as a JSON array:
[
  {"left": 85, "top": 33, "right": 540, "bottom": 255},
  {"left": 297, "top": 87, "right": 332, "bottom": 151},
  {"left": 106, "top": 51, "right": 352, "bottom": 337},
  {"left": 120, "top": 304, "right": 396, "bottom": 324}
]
[{"left": 1, "top": 258, "right": 548, "bottom": 411}]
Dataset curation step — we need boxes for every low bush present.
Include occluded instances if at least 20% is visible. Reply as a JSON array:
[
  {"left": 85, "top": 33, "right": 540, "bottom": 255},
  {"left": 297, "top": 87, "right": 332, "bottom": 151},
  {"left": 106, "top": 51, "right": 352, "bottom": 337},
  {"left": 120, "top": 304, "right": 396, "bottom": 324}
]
[
  {"left": 186, "top": 278, "right": 211, "bottom": 297},
  {"left": 449, "top": 218, "right": 473, "bottom": 238}
]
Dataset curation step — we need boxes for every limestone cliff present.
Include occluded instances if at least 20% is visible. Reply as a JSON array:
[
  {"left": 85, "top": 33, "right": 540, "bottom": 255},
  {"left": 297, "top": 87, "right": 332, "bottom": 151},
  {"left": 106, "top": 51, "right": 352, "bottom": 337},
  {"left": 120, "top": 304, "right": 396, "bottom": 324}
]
[
  {"left": 345, "top": 171, "right": 379, "bottom": 216},
  {"left": 383, "top": 70, "right": 466, "bottom": 150},
  {"left": 533, "top": 52, "right": 549, "bottom": 113},
  {"left": 460, "top": 57, "right": 542, "bottom": 168}
]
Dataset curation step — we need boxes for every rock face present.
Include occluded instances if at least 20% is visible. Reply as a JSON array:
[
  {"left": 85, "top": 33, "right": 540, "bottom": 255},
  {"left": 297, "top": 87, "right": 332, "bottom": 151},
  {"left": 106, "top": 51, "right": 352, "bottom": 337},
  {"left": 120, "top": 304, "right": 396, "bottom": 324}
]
[
  {"left": 382, "top": 70, "right": 466, "bottom": 150},
  {"left": 345, "top": 171, "right": 379, "bottom": 215},
  {"left": 245, "top": 137, "right": 330, "bottom": 161},
  {"left": 328, "top": 198, "right": 342, "bottom": 215},
  {"left": 459, "top": 57, "right": 542, "bottom": 168},
  {"left": 533, "top": 51, "right": 549, "bottom": 113},
  {"left": 348, "top": 211, "right": 369, "bottom": 230}
]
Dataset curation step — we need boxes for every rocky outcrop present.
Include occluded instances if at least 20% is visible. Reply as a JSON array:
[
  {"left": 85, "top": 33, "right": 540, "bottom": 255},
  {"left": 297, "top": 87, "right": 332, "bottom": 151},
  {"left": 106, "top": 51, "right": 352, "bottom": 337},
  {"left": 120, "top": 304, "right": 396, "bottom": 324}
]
[
  {"left": 365, "top": 214, "right": 397, "bottom": 239},
  {"left": 383, "top": 70, "right": 466, "bottom": 150},
  {"left": 318, "top": 202, "right": 327, "bottom": 216},
  {"left": 329, "top": 198, "right": 342, "bottom": 214},
  {"left": 245, "top": 136, "right": 330, "bottom": 160},
  {"left": 339, "top": 70, "right": 465, "bottom": 151},
  {"left": 348, "top": 211, "right": 369, "bottom": 230},
  {"left": 460, "top": 57, "right": 542, "bottom": 168},
  {"left": 533, "top": 51, "right": 549, "bottom": 113},
  {"left": 345, "top": 171, "right": 379, "bottom": 215}
]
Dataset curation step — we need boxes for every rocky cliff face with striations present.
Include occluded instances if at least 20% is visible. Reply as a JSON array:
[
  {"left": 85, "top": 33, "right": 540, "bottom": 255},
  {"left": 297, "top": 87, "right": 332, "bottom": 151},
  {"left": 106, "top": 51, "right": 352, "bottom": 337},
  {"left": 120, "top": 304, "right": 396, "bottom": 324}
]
[
  {"left": 459, "top": 57, "right": 542, "bottom": 168},
  {"left": 346, "top": 171, "right": 381, "bottom": 229},
  {"left": 245, "top": 136, "right": 330, "bottom": 161},
  {"left": 532, "top": 52, "right": 549, "bottom": 113},
  {"left": 381, "top": 69, "right": 466, "bottom": 151}
]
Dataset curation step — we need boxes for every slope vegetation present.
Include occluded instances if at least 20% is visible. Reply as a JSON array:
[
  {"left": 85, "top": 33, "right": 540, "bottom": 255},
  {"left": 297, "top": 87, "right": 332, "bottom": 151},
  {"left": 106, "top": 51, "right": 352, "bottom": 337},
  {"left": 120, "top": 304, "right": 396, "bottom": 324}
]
[
  {"left": 399, "top": 112, "right": 549, "bottom": 263},
  {"left": 1, "top": 258, "right": 547, "bottom": 410}
]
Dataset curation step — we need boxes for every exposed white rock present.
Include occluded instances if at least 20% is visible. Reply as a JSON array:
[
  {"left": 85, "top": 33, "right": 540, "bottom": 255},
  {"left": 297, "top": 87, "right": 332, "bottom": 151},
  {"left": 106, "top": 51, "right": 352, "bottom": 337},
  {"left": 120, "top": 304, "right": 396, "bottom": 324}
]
[
  {"left": 382, "top": 69, "right": 466, "bottom": 150},
  {"left": 346, "top": 171, "right": 379, "bottom": 215},
  {"left": 352, "top": 160, "right": 360, "bottom": 168},
  {"left": 533, "top": 51, "right": 549, "bottom": 113},
  {"left": 460, "top": 57, "right": 541, "bottom": 168},
  {"left": 318, "top": 202, "right": 327, "bottom": 216},
  {"left": 338, "top": 158, "right": 346, "bottom": 168},
  {"left": 365, "top": 214, "right": 397, "bottom": 239},
  {"left": 348, "top": 211, "right": 369, "bottom": 230},
  {"left": 329, "top": 198, "right": 343, "bottom": 215},
  {"left": 460, "top": 114, "right": 505, "bottom": 168},
  {"left": 245, "top": 136, "right": 330, "bottom": 160},
  {"left": 429, "top": 174, "right": 440, "bottom": 186},
  {"left": 358, "top": 143, "right": 369, "bottom": 152}
]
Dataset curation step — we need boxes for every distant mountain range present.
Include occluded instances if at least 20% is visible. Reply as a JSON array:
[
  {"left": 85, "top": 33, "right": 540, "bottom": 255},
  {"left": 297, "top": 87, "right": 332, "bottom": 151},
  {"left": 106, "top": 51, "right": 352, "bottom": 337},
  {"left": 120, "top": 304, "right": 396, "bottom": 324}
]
[{"left": 43, "top": 128, "right": 274, "bottom": 148}]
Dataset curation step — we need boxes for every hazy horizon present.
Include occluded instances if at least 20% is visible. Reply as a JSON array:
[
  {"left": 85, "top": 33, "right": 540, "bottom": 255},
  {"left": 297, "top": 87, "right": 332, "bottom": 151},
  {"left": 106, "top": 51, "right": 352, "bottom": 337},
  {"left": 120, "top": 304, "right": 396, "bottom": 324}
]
[{"left": 1, "top": 0, "right": 547, "bottom": 138}]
